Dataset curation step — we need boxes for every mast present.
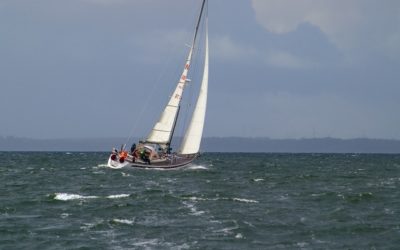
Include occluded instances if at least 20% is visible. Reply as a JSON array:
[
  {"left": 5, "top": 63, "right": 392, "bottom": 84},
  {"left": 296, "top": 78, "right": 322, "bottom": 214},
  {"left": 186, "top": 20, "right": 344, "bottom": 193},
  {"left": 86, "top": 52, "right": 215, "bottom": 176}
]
[
  {"left": 146, "top": 0, "right": 207, "bottom": 146},
  {"left": 192, "top": 0, "right": 207, "bottom": 49}
]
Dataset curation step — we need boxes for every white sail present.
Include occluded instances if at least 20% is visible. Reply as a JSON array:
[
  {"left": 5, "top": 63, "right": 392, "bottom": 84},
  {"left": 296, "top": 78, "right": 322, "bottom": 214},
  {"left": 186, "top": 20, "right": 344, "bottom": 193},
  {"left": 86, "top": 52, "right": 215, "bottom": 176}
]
[
  {"left": 108, "top": 0, "right": 208, "bottom": 169},
  {"left": 146, "top": 48, "right": 193, "bottom": 144},
  {"left": 179, "top": 22, "right": 208, "bottom": 155},
  {"left": 146, "top": 0, "right": 206, "bottom": 146}
]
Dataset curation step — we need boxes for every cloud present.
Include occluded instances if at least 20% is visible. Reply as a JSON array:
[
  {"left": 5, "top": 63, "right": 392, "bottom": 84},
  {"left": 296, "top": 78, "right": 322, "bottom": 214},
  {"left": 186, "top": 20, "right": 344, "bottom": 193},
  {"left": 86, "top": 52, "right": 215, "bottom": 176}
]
[
  {"left": 79, "top": 0, "right": 128, "bottom": 5},
  {"left": 265, "top": 50, "right": 316, "bottom": 69},
  {"left": 251, "top": 0, "right": 400, "bottom": 57},
  {"left": 212, "top": 36, "right": 317, "bottom": 69},
  {"left": 212, "top": 35, "right": 257, "bottom": 62},
  {"left": 209, "top": 91, "right": 400, "bottom": 139},
  {"left": 129, "top": 29, "right": 192, "bottom": 64}
]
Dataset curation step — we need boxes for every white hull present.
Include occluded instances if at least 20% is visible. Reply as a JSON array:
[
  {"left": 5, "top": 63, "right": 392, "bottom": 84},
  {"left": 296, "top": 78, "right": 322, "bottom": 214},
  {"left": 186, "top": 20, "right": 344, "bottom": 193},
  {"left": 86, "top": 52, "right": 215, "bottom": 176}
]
[
  {"left": 107, "top": 156, "right": 130, "bottom": 169},
  {"left": 107, "top": 153, "right": 198, "bottom": 169}
]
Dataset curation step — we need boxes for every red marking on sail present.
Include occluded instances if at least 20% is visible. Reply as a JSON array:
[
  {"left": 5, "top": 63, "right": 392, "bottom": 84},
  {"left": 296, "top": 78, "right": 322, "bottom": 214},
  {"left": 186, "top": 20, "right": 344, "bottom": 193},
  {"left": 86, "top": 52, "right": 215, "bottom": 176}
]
[
  {"left": 185, "top": 64, "right": 190, "bottom": 70},
  {"left": 181, "top": 75, "right": 186, "bottom": 81}
]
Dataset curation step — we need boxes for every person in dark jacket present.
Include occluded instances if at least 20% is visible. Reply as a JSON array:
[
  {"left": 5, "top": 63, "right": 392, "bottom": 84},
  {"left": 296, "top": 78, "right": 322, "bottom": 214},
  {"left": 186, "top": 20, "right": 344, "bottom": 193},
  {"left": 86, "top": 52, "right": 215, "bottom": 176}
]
[{"left": 130, "top": 143, "right": 136, "bottom": 154}]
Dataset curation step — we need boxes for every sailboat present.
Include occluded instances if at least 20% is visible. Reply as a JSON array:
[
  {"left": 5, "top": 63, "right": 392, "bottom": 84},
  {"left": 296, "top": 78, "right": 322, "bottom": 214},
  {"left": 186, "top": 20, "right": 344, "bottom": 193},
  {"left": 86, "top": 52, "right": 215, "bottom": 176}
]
[{"left": 107, "top": 0, "right": 209, "bottom": 169}]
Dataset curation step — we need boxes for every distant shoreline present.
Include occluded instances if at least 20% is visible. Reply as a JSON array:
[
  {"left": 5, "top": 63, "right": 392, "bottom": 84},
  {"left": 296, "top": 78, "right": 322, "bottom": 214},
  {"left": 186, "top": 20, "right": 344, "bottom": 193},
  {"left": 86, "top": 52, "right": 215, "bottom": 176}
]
[{"left": 1, "top": 137, "right": 400, "bottom": 154}]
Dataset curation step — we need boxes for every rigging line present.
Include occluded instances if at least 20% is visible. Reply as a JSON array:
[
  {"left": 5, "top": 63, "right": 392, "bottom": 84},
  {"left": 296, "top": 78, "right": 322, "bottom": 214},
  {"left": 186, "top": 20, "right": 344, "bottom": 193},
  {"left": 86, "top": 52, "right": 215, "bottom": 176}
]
[
  {"left": 159, "top": 0, "right": 207, "bottom": 148},
  {"left": 124, "top": 0, "right": 205, "bottom": 148},
  {"left": 123, "top": 40, "right": 187, "bottom": 147},
  {"left": 125, "top": 3, "right": 202, "bottom": 144}
]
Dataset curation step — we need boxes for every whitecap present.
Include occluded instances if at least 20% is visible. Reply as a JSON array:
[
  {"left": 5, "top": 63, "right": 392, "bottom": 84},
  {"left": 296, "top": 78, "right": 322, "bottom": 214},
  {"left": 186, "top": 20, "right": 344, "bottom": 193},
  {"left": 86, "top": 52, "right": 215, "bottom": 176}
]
[
  {"left": 80, "top": 219, "right": 104, "bottom": 231},
  {"left": 107, "top": 194, "right": 130, "bottom": 199},
  {"left": 213, "top": 220, "right": 239, "bottom": 235},
  {"left": 132, "top": 239, "right": 160, "bottom": 247},
  {"left": 53, "top": 193, "right": 98, "bottom": 201},
  {"left": 243, "top": 221, "right": 255, "bottom": 227},
  {"left": 297, "top": 242, "right": 309, "bottom": 248},
  {"left": 185, "top": 196, "right": 259, "bottom": 203},
  {"left": 253, "top": 178, "right": 264, "bottom": 182},
  {"left": 80, "top": 223, "right": 95, "bottom": 231},
  {"left": 232, "top": 198, "right": 259, "bottom": 203},
  {"left": 187, "top": 164, "right": 208, "bottom": 170},
  {"left": 96, "top": 164, "right": 109, "bottom": 168},
  {"left": 235, "top": 233, "right": 244, "bottom": 239},
  {"left": 187, "top": 196, "right": 213, "bottom": 201},
  {"left": 182, "top": 201, "right": 205, "bottom": 216},
  {"left": 186, "top": 196, "right": 259, "bottom": 203},
  {"left": 311, "top": 193, "right": 326, "bottom": 197},
  {"left": 112, "top": 218, "right": 135, "bottom": 225},
  {"left": 60, "top": 213, "right": 70, "bottom": 219},
  {"left": 92, "top": 171, "right": 105, "bottom": 175}
]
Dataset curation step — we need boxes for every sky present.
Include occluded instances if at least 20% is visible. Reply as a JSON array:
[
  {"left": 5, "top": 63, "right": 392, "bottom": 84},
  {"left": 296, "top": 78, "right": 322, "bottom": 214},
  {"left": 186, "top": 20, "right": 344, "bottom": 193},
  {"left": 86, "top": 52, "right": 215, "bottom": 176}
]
[{"left": 0, "top": 0, "right": 399, "bottom": 140}]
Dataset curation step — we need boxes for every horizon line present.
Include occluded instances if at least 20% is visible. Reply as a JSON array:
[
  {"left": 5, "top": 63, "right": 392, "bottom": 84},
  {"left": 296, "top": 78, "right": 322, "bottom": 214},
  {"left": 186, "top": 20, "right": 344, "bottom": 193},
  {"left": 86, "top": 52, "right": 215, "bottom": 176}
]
[{"left": 1, "top": 136, "right": 400, "bottom": 141}]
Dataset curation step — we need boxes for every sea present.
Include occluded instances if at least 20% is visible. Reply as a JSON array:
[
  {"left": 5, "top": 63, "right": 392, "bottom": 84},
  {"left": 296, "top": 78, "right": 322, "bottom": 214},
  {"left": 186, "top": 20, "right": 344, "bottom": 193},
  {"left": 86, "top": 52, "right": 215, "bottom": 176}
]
[{"left": 1, "top": 152, "right": 400, "bottom": 249}]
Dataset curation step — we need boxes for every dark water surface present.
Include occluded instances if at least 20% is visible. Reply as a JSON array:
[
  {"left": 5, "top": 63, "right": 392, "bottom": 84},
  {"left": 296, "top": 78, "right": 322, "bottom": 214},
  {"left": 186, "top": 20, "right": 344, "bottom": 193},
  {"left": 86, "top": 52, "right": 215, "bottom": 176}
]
[{"left": 1, "top": 152, "right": 400, "bottom": 249}]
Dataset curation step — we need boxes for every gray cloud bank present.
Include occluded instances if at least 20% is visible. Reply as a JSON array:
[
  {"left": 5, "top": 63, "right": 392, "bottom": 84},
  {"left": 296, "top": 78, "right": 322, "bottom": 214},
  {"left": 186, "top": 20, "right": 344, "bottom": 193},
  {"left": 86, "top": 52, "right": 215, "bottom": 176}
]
[{"left": 0, "top": 0, "right": 399, "bottom": 139}]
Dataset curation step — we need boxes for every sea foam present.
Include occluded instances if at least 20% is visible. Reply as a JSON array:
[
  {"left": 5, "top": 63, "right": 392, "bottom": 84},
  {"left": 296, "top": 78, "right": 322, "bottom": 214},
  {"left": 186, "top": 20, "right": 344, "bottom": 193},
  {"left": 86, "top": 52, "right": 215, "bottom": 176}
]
[
  {"left": 52, "top": 193, "right": 131, "bottom": 201},
  {"left": 53, "top": 193, "right": 98, "bottom": 201},
  {"left": 187, "top": 164, "right": 208, "bottom": 170},
  {"left": 107, "top": 194, "right": 130, "bottom": 199},
  {"left": 112, "top": 219, "right": 135, "bottom": 225},
  {"left": 232, "top": 198, "right": 259, "bottom": 203}
]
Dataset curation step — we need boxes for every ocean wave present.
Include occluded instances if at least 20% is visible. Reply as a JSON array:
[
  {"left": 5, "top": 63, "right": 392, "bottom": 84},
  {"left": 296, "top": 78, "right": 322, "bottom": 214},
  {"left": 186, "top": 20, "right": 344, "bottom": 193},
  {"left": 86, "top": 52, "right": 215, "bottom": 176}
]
[
  {"left": 51, "top": 193, "right": 131, "bottom": 201},
  {"left": 80, "top": 219, "right": 104, "bottom": 231},
  {"left": 112, "top": 218, "right": 135, "bottom": 225},
  {"left": 60, "top": 213, "right": 70, "bottom": 219},
  {"left": 187, "top": 164, "right": 208, "bottom": 170},
  {"left": 232, "top": 198, "right": 259, "bottom": 203},
  {"left": 96, "top": 164, "right": 109, "bottom": 168},
  {"left": 213, "top": 220, "right": 240, "bottom": 236},
  {"left": 53, "top": 193, "right": 98, "bottom": 201},
  {"left": 184, "top": 196, "right": 259, "bottom": 204},
  {"left": 182, "top": 201, "right": 206, "bottom": 216},
  {"left": 235, "top": 233, "right": 244, "bottom": 239},
  {"left": 186, "top": 196, "right": 213, "bottom": 201},
  {"left": 131, "top": 239, "right": 160, "bottom": 247},
  {"left": 107, "top": 194, "right": 130, "bottom": 199}
]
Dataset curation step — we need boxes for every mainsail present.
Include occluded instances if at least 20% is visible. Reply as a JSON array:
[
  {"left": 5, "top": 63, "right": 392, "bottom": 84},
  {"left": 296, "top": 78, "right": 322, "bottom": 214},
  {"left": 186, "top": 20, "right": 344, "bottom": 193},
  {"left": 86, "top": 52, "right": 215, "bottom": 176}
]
[
  {"left": 146, "top": 0, "right": 207, "bottom": 146},
  {"left": 145, "top": 48, "right": 194, "bottom": 145}
]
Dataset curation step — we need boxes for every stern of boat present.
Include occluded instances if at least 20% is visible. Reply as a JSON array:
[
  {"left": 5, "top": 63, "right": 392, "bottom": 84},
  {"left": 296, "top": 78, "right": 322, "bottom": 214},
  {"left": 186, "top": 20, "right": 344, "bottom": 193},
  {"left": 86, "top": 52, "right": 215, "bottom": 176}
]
[{"left": 107, "top": 153, "right": 130, "bottom": 169}]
